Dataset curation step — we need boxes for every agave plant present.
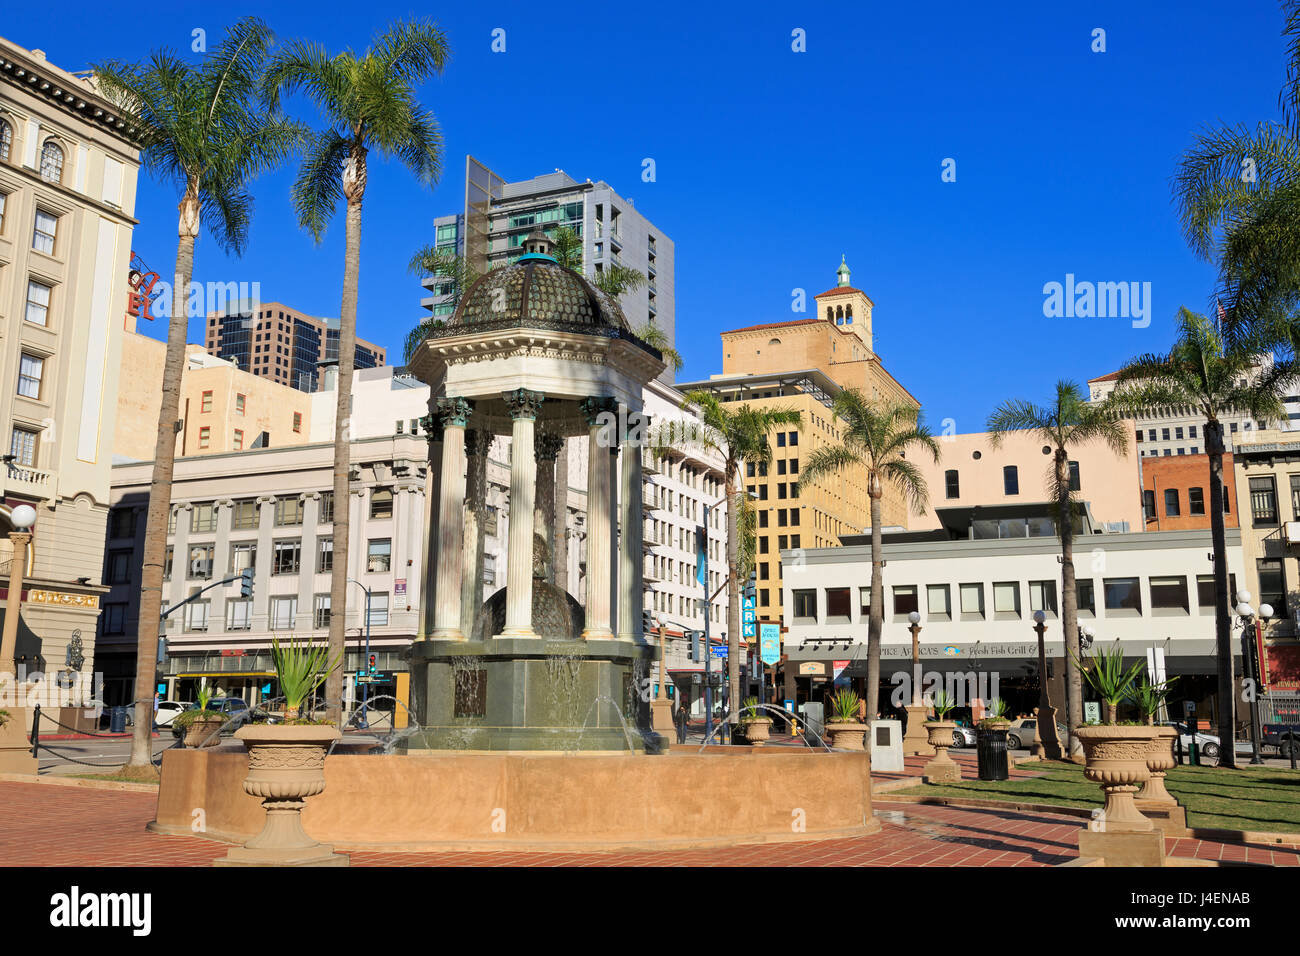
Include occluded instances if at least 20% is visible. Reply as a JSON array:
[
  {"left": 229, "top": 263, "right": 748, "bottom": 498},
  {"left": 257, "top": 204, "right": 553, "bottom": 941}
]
[
  {"left": 272, "top": 637, "right": 343, "bottom": 721},
  {"left": 828, "top": 689, "right": 862, "bottom": 723},
  {"left": 1071, "top": 643, "right": 1146, "bottom": 724},
  {"left": 1129, "top": 676, "right": 1179, "bottom": 726},
  {"left": 740, "top": 695, "right": 764, "bottom": 724},
  {"left": 928, "top": 689, "right": 956, "bottom": 722},
  {"left": 174, "top": 679, "right": 224, "bottom": 731},
  {"left": 979, "top": 697, "right": 1010, "bottom": 726}
]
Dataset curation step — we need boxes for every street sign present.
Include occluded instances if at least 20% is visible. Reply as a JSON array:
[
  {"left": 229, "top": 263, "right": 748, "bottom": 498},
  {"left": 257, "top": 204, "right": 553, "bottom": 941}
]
[
  {"left": 1183, "top": 699, "right": 1196, "bottom": 716},
  {"left": 760, "top": 622, "right": 781, "bottom": 666},
  {"left": 1084, "top": 702, "right": 1101, "bottom": 723},
  {"left": 711, "top": 646, "right": 728, "bottom": 659}
]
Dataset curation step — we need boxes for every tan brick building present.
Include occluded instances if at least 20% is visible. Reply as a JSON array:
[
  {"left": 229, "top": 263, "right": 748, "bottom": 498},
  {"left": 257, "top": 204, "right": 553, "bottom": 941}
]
[
  {"left": 114, "top": 333, "right": 313, "bottom": 461},
  {"left": 1140, "top": 452, "right": 1239, "bottom": 532}
]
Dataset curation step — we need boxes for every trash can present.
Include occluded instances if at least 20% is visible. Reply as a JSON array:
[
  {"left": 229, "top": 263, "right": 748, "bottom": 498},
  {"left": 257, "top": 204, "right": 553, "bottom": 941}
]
[
  {"left": 977, "top": 724, "right": 1010, "bottom": 781},
  {"left": 109, "top": 706, "right": 128, "bottom": 734}
]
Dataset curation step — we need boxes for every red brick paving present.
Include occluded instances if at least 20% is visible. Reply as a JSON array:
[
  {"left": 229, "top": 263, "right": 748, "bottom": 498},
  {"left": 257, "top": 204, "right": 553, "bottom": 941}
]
[{"left": 2, "top": 779, "right": 1297, "bottom": 866}]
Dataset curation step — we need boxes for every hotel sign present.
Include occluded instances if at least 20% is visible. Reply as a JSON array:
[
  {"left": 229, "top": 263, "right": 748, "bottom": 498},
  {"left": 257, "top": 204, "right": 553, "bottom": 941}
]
[{"left": 26, "top": 590, "right": 99, "bottom": 610}]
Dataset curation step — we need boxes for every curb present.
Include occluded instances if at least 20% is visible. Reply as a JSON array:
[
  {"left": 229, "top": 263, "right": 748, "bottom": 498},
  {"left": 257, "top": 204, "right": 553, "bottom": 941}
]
[{"left": 0, "top": 772, "right": 159, "bottom": 792}]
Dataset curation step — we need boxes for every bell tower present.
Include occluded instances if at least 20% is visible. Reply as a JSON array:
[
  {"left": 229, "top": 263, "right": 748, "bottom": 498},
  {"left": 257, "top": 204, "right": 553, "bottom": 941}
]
[{"left": 815, "top": 255, "right": 874, "bottom": 352}]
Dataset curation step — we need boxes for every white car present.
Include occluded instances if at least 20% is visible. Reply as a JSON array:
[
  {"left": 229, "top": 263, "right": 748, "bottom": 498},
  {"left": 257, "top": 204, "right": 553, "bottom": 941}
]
[
  {"left": 153, "top": 700, "right": 187, "bottom": 727},
  {"left": 1162, "top": 721, "right": 1221, "bottom": 761}
]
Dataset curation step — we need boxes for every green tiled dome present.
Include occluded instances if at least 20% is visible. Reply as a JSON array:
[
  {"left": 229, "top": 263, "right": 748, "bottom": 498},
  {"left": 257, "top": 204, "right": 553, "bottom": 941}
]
[{"left": 450, "top": 257, "right": 629, "bottom": 332}]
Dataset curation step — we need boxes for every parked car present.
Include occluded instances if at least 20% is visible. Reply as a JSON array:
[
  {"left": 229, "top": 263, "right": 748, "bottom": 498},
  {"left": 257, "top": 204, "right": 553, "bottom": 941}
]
[
  {"left": 1160, "top": 721, "right": 1220, "bottom": 761},
  {"left": 1262, "top": 723, "right": 1300, "bottom": 758},
  {"left": 172, "top": 698, "right": 277, "bottom": 739},
  {"left": 153, "top": 700, "right": 187, "bottom": 727},
  {"left": 951, "top": 724, "right": 978, "bottom": 748},
  {"left": 1006, "top": 718, "right": 1069, "bottom": 750}
]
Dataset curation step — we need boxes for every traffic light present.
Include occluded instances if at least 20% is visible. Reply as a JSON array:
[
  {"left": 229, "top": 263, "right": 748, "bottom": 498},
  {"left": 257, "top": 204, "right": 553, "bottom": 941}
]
[
  {"left": 744, "top": 571, "right": 757, "bottom": 603},
  {"left": 687, "top": 630, "right": 702, "bottom": 662},
  {"left": 642, "top": 609, "right": 656, "bottom": 634},
  {"left": 240, "top": 566, "right": 254, "bottom": 598}
]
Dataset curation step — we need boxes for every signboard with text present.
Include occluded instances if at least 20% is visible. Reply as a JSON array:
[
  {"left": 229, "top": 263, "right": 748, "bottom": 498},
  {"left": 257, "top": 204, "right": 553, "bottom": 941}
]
[{"left": 760, "top": 623, "right": 781, "bottom": 666}]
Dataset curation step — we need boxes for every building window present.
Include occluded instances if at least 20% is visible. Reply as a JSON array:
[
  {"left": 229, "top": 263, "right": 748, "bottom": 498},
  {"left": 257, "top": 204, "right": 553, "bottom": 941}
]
[
  {"left": 1003, "top": 465, "right": 1019, "bottom": 496},
  {"left": 226, "top": 599, "right": 252, "bottom": 631},
  {"left": 231, "top": 498, "right": 258, "bottom": 529},
  {"left": 293, "top": 412, "right": 302, "bottom": 433},
  {"left": 313, "top": 594, "right": 331, "bottom": 629},
  {"left": 1258, "top": 559, "right": 1288, "bottom": 618},
  {"left": 959, "top": 582, "right": 985, "bottom": 618},
  {"left": 1188, "top": 487, "right": 1205, "bottom": 515},
  {"left": 993, "top": 581, "right": 1021, "bottom": 617},
  {"left": 106, "top": 550, "right": 132, "bottom": 585},
  {"left": 319, "top": 493, "right": 334, "bottom": 524},
  {"left": 201, "top": 390, "right": 213, "bottom": 413},
  {"left": 109, "top": 508, "right": 135, "bottom": 540},
  {"left": 187, "top": 544, "right": 214, "bottom": 580},
  {"left": 1164, "top": 489, "right": 1180, "bottom": 517},
  {"left": 39, "top": 141, "right": 64, "bottom": 184},
  {"left": 858, "top": 587, "right": 872, "bottom": 617},
  {"left": 1196, "top": 573, "right": 1238, "bottom": 611},
  {"left": 25, "top": 279, "right": 51, "bottom": 326},
  {"left": 945, "top": 469, "right": 959, "bottom": 499},
  {"left": 1077, "top": 579, "right": 1096, "bottom": 615},
  {"left": 235, "top": 393, "right": 246, "bottom": 415},
  {"left": 17, "top": 354, "right": 43, "bottom": 399},
  {"left": 370, "top": 488, "right": 393, "bottom": 519},
  {"left": 102, "top": 603, "right": 126, "bottom": 635},
  {"left": 792, "top": 589, "right": 816, "bottom": 620},
  {"left": 198, "top": 426, "right": 211, "bottom": 449},
  {"left": 272, "top": 539, "right": 301, "bottom": 575},
  {"left": 10, "top": 427, "right": 38, "bottom": 466},
  {"left": 183, "top": 600, "right": 210, "bottom": 632},
  {"left": 1068, "top": 460, "right": 1080, "bottom": 491},
  {"left": 190, "top": 502, "right": 216, "bottom": 533},
  {"left": 32, "top": 210, "right": 57, "bottom": 255},
  {"left": 1150, "top": 576, "right": 1189, "bottom": 613},
  {"left": 1250, "top": 475, "right": 1279, "bottom": 527},
  {"left": 1291, "top": 475, "right": 1300, "bottom": 519},
  {"left": 1103, "top": 577, "right": 1142, "bottom": 613},
  {"left": 1029, "top": 580, "right": 1058, "bottom": 616},
  {"left": 270, "top": 596, "right": 298, "bottom": 630},
  {"left": 163, "top": 546, "right": 173, "bottom": 581},
  {"left": 892, "top": 585, "right": 919, "bottom": 616},
  {"left": 229, "top": 542, "right": 256, "bottom": 574},
  {"left": 367, "top": 538, "right": 392, "bottom": 573},
  {"left": 275, "top": 496, "right": 304, "bottom": 527},
  {"left": 368, "top": 593, "right": 390, "bottom": 627},
  {"left": 316, "top": 537, "right": 333, "bottom": 573},
  {"left": 1143, "top": 489, "right": 1156, "bottom": 521},
  {"left": 0, "top": 120, "right": 10, "bottom": 162},
  {"left": 233, "top": 429, "right": 243, "bottom": 450},
  {"left": 926, "top": 584, "right": 951, "bottom": 619}
]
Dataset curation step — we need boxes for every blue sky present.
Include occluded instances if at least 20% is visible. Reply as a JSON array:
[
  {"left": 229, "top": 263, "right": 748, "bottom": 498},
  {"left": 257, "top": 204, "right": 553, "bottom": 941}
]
[{"left": 5, "top": 1, "right": 1291, "bottom": 427}]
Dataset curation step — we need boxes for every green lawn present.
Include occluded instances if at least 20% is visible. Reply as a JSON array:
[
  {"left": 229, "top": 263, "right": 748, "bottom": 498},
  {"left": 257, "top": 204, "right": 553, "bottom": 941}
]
[
  {"left": 67, "top": 766, "right": 161, "bottom": 786},
  {"left": 896, "top": 760, "right": 1300, "bottom": 834}
]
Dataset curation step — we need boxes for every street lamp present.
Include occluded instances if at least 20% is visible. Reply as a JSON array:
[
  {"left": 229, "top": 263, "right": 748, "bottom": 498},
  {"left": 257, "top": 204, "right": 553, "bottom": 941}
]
[
  {"left": 1234, "top": 590, "right": 1269, "bottom": 765},
  {"left": 1, "top": 504, "right": 37, "bottom": 680},
  {"left": 1030, "top": 609, "right": 1058, "bottom": 758},
  {"left": 347, "top": 578, "right": 373, "bottom": 730}
]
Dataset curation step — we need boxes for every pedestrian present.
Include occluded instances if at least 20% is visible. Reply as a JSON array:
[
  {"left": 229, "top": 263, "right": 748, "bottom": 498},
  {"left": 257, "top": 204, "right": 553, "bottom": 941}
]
[
  {"left": 898, "top": 704, "right": 908, "bottom": 736},
  {"left": 675, "top": 695, "right": 690, "bottom": 744}
]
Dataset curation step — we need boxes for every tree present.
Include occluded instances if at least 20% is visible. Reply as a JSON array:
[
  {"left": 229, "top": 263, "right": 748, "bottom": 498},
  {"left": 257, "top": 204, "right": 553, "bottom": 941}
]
[
  {"left": 402, "top": 245, "right": 479, "bottom": 362},
  {"left": 986, "top": 382, "right": 1130, "bottom": 760},
  {"left": 652, "top": 393, "right": 801, "bottom": 727},
  {"left": 94, "top": 18, "right": 299, "bottom": 767},
  {"left": 1111, "top": 310, "right": 1290, "bottom": 768},
  {"left": 796, "top": 392, "right": 938, "bottom": 721},
  {"left": 264, "top": 19, "right": 449, "bottom": 721}
]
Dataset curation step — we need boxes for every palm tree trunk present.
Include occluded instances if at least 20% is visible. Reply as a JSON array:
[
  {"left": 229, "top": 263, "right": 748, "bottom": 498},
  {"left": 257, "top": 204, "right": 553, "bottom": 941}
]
[
  {"left": 326, "top": 156, "right": 365, "bottom": 725},
  {"left": 129, "top": 188, "right": 199, "bottom": 766},
  {"left": 866, "top": 477, "right": 883, "bottom": 720},
  {"left": 725, "top": 462, "right": 740, "bottom": 729},
  {"left": 1056, "top": 449, "right": 1081, "bottom": 757},
  {"left": 1206, "top": 420, "right": 1236, "bottom": 768}
]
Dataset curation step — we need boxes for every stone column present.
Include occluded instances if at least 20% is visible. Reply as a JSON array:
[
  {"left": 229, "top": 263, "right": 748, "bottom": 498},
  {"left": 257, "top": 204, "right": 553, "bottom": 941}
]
[
  {"left": 418, "top": 411, "right": 443, "bottom": 640},
  {"left": 500, "top": 389, "right": 545, "bottom": 638},
  {"left": 580, "top": 397, "right": 618, "bottom": 640},
  {"left": 460, "top": 428, "right": 491, "bottom": 639},
  {"left": 431, "top": 397, "right": 472, "bottom": 641},
  {"left": 617, "top": 410, "right": 646, "bottom": 642},
  {"left": 553, "top": 440, "right": 569, "bottom": 593},
  {"left": 534, "top": 432, "right": 563, "bottom": 580}
]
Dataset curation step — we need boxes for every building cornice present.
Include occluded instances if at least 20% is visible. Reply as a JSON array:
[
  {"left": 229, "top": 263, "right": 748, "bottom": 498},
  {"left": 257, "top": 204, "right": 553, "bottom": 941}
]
[{"left": 0, "top": 42, "right": 139, "bottom": 146}]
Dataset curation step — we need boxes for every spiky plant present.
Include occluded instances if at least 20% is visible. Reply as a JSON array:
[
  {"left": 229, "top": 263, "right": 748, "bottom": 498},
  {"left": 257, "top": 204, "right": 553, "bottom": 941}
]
[
  {"left": 928, "top": 690, "right": 955, "bottom": 722},
  {"left": 272, "top": 637, "right": 343, "bottom": 721},
  {"left": 1071, "top": 644, "right": 1147, "bottom": 725},
  {"left": 1129, "top": 676, "right": 1179, "bottom": 726}
]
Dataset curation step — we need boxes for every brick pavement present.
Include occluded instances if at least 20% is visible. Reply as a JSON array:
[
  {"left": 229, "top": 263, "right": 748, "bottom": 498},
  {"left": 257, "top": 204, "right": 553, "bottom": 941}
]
[{"left": 3, "top": 779, "right": 1297, "bottom": 867}]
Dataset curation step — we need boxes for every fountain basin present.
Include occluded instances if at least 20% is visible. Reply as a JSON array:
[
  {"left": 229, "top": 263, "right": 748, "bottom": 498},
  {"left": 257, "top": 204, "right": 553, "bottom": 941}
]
[{"left": 150, "top": 746, "right": 879, "bottom": 851}]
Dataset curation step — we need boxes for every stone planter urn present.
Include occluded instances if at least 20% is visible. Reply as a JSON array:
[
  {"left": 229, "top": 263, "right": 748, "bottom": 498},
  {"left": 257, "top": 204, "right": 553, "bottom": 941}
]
[
  {"left": 216, "top": 725, "right": 349, "bottom": 867},
  {"left": 182, "top": 716, "right": 226, "bottom": 749},
  {"left": 1076, "top": 725, "right": 1157, "bottom": 832},
  {"left": 826, "top": 719, "right": 867, "bottom": 751},
  {"left": 922, "top": 721, "right": 961, "bottom": 783},
  {"left": 1135, "top": 724, "right": 1187, "bottom": 835},
  {"left": 744, "top": 718, "right": 772, "bottom": 747}
]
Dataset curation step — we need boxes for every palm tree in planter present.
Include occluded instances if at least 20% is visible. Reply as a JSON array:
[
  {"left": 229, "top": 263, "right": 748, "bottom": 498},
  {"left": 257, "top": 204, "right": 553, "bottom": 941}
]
[
  {"left": 263, "top": 19, "right": 450, "bottom": 722},
  {"left": 796, "top": 391, "right": 939, "bottom": 722},
  {"left": 94, "top": 17, "right": 301, "bottom": 768},
  {"left": 1070, "top": 644, "right": 1156, "bottom": 835},
  {"left": 922, "top": 690, "right": 961, "bottom": 782},
  {"left": 1110, "top": 310, "right": 1292, "bottom": 768},
  {"left": 218, "top": 638, "right": 345, "bottom": 867},
  {"left": 986, "top": 381, "right": 1130, "bottom": 761},
  {"left": 650, "top": 393, "right": 802, "bottom": 723}
]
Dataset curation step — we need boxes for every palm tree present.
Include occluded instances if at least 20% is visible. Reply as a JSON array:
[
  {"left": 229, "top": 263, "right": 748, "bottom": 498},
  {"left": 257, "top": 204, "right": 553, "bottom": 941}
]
[
  {"left": 986, "top": 382, "right": 1130, "bottom": 760},
  {"left": 796, "top": 392, "right": 938, "bottom": 721},
  {"left": 264, "top": 20, "right": 449, "bottom": 720},
  {"left": 1110, "top": 310, "right": 1291, "bottom": 768},
  {"left": 652, "top": 393, "right": 801, "bottom": 725},
  {"left": 402, "top": 245, "right": 479, "bottom": 362},
  {"left": 94, "top": 18, "right": 299, "bottom": 767},
  {"left": 632, "top": 322, "right": 683, "bottom": 375}
]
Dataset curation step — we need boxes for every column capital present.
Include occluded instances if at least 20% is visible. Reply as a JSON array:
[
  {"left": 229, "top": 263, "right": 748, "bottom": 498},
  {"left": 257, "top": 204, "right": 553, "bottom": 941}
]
[
  {"left": 417, "top": 412, "right": 443, "bottom": 439},
  {"left": 535, "top": 432, "right": 564, "bottom": 462},
  {"left": 503, "top": 388, "right": 545, "bottom": 421},
  {"left": 436, "top": 397, "right": 473, "bottom": 428},
  {"left": 580, "top": 396, "right": 619, "bottom": 427}
]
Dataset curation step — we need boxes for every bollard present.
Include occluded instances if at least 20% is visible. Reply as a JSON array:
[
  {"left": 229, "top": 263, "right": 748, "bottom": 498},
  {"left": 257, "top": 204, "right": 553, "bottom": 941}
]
[{"left": 30, "top": 704, "right": 40, "bottom": 759}]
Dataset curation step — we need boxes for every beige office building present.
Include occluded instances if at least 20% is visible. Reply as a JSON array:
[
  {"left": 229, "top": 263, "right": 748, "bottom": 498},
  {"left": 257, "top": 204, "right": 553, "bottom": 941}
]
[{"left": 0, "top": 37, "right": 140, "bottom": 695}]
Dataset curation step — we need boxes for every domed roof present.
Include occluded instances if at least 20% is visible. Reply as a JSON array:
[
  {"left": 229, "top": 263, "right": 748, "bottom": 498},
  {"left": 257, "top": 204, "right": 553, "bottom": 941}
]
[{"left": 449, "top": 246, "right": 630, "bottom": 333}]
